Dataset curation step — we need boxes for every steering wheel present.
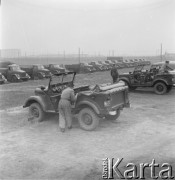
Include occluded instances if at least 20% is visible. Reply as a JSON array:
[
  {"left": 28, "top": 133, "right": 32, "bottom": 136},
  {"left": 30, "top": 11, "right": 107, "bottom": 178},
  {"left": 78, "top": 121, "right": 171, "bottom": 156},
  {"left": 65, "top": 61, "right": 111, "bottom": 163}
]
[{"left": 52, "top": 84, "right": 62, "bottom": 93}]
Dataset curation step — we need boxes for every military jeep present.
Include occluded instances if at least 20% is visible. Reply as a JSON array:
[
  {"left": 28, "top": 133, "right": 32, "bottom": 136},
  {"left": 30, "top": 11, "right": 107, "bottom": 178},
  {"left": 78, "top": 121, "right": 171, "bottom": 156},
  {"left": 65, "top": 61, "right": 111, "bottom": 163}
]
[
  {"left": 119, "top": 63, "right": 175, "bottom": 95},
  {"left": 23, "top": 72, "right": 130, "bottom": 131}
]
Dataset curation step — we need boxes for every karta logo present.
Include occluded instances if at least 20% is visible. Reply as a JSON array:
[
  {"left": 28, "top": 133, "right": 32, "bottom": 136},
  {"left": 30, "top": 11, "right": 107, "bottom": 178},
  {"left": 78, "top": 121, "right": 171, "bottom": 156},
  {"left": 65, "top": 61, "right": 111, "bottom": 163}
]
[{"left": 102, "top": 158, "right": 174, "bottom": 179}]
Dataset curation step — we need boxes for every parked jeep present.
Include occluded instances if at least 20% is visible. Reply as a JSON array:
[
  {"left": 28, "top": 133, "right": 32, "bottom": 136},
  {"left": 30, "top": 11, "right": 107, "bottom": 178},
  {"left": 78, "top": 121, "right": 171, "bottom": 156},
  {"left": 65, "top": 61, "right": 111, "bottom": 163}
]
[
  {"left": 98, "top": 61, "right": 111, "bottom": 70},
  {"left": 89, "top": 61, "right": 106, "bottom": 71},
  {"left": 45, "top": 64, "right": 66, "bottom": 74},
  {"left": 0, "top": 73, "right": 7, "bottom": 84},
  {"left": 119, "top": 63, "right": 175, "bottom": 95},
  {"left": 23, "top": 72, "right": 130, "bottom": 131}
]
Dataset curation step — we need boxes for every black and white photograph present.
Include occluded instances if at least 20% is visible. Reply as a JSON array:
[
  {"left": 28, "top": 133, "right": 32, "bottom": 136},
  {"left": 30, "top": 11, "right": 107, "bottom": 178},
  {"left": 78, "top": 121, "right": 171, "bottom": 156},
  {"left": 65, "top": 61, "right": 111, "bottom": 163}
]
[{"left": 0, "top": 0, "right": 175, "bottom": 179}]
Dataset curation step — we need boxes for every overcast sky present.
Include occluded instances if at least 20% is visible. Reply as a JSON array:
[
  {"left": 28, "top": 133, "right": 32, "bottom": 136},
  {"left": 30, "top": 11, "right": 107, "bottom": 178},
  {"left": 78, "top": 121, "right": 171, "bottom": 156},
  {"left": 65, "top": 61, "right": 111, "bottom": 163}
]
[{"left": 1, "top": 0, "right": 175, "bottom": 56}]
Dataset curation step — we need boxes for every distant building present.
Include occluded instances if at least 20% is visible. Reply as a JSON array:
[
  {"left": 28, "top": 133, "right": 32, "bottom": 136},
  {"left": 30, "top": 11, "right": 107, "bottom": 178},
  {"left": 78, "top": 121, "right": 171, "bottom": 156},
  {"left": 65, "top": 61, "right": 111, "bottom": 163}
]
[{"left": 0, "top": 49, "right": 21, "bottom": 58}]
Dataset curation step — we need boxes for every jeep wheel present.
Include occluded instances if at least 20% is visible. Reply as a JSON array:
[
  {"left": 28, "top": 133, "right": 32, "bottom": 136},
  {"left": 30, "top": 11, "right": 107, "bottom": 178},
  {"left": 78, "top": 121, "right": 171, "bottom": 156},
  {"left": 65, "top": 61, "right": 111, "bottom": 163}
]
[
  {"left": 78, "top": 108, "right": 99, "bottom": 131},
  {"left": 105, "top": 109, "right": 120, "bottom": 122},
  {"left": 29, "top": 103, "right": 44, "bottom": 122},
  {"left": 154, "top": 82, "right": 167, "bottom": 95},
  {"left": 167, "top": 85, "right": 173, "bottom": 93}
]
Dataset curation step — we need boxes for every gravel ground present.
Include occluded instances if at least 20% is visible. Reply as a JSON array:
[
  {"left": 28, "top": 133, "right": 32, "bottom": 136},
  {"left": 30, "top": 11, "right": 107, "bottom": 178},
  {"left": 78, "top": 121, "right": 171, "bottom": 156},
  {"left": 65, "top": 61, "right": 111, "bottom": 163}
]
[{"left": 0, "top": 70, "right": 175, "bottom": 179}]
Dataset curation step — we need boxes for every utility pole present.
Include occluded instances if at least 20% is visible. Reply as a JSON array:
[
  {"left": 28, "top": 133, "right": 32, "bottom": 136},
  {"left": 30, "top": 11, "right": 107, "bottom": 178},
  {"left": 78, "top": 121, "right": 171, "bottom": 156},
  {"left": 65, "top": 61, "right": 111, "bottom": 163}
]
[
  {"left": 112, "top": 50, "right": 114, "bottom": 56},
  {"left": 78, "top": 47, "right": 80, "bottom": 63},
  {"left": 63, "top": 50, "right": 65, "bottom": 61},
  {"left": 160, "top": 43, "right": 162, "bottom": 61}
]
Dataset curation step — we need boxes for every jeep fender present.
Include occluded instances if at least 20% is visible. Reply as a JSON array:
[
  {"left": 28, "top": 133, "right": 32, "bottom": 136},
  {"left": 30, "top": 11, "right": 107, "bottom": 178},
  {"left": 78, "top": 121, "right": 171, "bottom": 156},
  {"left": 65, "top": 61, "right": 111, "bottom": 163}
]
[
  {"left": 23, "top": 96, "right": 47, "bottom": 111},
  {"left": 76, "top": 101, "right": 100, "bottom": 115},
  {"left": 153, "top": 79, "right": 168, "bottom": 86},
  {"left": 119, "top": 77, "right": 130, "bottom": 85}
]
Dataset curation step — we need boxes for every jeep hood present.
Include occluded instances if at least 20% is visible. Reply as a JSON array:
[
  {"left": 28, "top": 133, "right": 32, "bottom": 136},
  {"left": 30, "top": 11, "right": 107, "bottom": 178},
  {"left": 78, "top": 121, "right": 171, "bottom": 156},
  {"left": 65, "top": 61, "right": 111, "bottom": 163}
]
[{"left": 98, "top": 81, "right": 126, "bottom": 91}]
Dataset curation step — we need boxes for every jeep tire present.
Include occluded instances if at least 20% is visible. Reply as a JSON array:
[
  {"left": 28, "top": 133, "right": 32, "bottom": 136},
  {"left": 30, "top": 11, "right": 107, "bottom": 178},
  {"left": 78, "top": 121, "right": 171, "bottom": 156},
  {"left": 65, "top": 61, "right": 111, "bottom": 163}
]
[
  {"left": 78, "top": 108, "right": 99, "bottom": 131},
  {"left": 154, "top": 82, "right": 167, "bottom": 95},
  {"left": 29, "top": 103, "right": 44, "bottom": 122},
  {"left": 105, "top": 109, "right": 121, "bottom": 122}
]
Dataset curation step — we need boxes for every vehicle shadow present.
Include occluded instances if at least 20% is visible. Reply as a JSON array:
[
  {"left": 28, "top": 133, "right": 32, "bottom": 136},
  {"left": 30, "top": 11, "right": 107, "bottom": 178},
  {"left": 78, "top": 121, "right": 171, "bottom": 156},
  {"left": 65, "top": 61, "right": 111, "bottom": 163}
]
[{"left": 130, "top": 88, "right": 155, "bottom": 95}]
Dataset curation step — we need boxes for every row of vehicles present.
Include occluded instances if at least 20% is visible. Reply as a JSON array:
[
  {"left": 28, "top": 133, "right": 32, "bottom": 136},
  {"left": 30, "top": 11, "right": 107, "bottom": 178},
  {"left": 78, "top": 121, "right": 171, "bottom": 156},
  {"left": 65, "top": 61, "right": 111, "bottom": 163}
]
[
  {"left": 0, "top": 59, "right": 149, "bottom": 84},
  {"left": 0, "top": 63, "right": 66, "bottom": 83},
  {"left": 65, "top": 59, "right": 150, "bottom": 73}
]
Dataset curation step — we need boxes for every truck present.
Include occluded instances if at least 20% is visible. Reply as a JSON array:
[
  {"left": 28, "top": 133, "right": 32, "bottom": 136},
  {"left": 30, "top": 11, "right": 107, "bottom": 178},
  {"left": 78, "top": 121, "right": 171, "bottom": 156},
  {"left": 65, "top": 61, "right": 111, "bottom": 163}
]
[
  {"left": 23, "top": 72, "right": 130, "bottom": 131},
  {"left": 21, "top": 64, "right": 52, "bottom": 80},
  {"left": 65, "top": 63, "right": 95, "bottom": 74},
  {"left": 45, "top": 64, "right": 66, "bottom": 74},
  {"left": 0, "top": 64, "right": 30, "bottom": 82},
  {"left": 89, "top": 61, "right": 106, "bottom": 71},
  {"left": 98, "top": 61, "right": 111, "bottom": 70},
  {"left": 119, "top": 63, "right": 175, "bottom": 95}
]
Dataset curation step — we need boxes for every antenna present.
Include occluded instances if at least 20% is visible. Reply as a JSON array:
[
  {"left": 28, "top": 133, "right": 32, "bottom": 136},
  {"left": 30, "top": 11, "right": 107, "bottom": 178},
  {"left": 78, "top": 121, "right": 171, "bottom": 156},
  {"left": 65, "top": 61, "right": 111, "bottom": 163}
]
[{"left": 160, "top": 43, "right": 162, "bottom": 62}]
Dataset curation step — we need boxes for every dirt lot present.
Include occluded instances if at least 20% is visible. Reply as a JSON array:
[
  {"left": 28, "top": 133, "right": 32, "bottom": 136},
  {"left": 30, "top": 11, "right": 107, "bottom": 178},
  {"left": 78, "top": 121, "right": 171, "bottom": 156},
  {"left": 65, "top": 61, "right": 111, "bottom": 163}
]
[{"left": 0, "top": 70, "right": 175, "bottom": 180}]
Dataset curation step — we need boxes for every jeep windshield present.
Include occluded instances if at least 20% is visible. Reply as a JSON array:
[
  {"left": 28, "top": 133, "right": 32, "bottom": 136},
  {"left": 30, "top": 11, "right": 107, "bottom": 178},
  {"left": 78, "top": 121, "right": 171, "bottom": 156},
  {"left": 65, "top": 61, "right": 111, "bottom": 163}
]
[
  {"left": 134, "top": 65, "right": 144, "bottom": 72},
  {"left": 50, "top": 73, "right": 74, "bottom": 85}
]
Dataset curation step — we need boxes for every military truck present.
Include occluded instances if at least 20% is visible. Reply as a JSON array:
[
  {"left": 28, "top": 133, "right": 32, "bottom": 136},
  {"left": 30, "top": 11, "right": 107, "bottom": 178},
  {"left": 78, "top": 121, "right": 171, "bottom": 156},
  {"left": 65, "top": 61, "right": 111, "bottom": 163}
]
[
  {"left": 23, "top": 72, "right": 130, "bottom": 131},
  {"left": 119, "top": 63, "right": 175, "bottom": 95},
  {"left": 89, "top": 61, "right": 106, "bottom": 71},
  {"left": 98, "top": 61, "right": 111, "bottom": 70},
  {"left": 79, "top": 63, "right": 96, "bottom": 73},
  {"left": 0, "top": 64, "right": 30, "bottom": 82},
  {"left": 45, "top": 64, "right": 66, "bottom": 74},
  {"left": 21, "top": 64, "right": 52, "bottom": 80},
  {"left": 65, "top": 63, "right": 95, "bottom": 74}
]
